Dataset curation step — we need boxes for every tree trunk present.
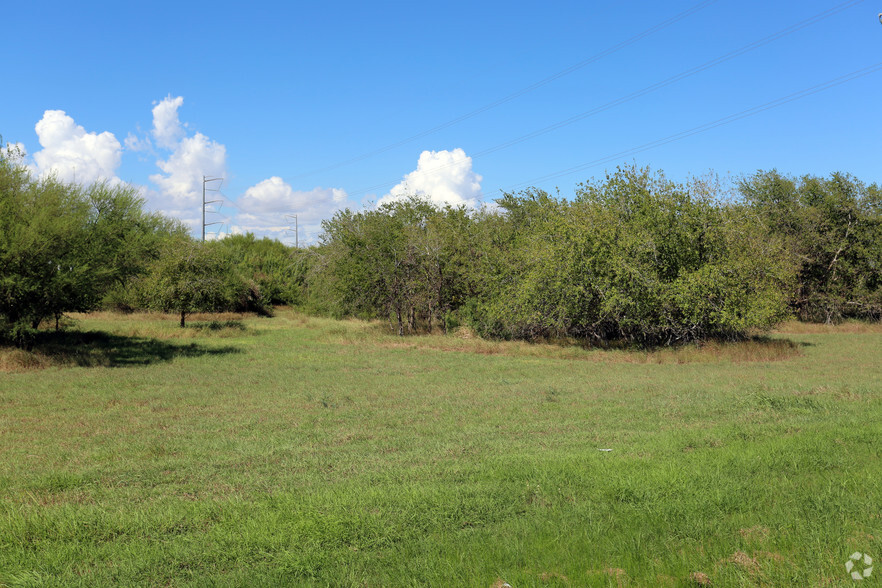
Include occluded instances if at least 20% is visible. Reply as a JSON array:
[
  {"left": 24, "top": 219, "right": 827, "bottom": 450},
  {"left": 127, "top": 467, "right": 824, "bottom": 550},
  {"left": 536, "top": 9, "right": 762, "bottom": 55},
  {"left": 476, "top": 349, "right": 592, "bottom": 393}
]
[{"left": 180, "top": 311, "right": 186, "bottom": 328}]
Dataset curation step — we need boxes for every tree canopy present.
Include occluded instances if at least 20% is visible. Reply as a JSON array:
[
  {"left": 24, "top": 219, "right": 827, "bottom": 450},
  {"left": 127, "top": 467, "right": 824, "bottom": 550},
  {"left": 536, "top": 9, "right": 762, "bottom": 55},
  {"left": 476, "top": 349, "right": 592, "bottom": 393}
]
[
  {"left": 307, "top": 167, "right": 800, "bottom": 344},
  {"left": 3, "top": 138, "right": 878, "bottom": 349},
  {"left": 0, "top": 152, "right": 185, "bottom": 347}
]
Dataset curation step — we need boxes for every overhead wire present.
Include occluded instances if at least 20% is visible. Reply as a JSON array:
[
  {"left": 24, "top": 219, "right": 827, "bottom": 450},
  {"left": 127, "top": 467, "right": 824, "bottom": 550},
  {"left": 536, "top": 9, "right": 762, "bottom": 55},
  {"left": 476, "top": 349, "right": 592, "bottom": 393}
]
[
  {"left": 345, "top": 0, "right": 868, "bottom": 199},
  {"left": 286, "top": 0, "right": 721, "bottom": 181},
  {"left": 471, "top": 61, "right": 882, "bottom": 200},
  {"left": 218, "top": 57, "right": 879, "bottom": 239}
]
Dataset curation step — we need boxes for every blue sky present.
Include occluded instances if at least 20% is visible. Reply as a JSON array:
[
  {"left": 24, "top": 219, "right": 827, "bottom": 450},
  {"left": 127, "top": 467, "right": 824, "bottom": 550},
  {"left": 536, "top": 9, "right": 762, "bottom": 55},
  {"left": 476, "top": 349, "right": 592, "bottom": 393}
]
[{"left": 3, "top": 0, "right": 880, "bottom": 243}]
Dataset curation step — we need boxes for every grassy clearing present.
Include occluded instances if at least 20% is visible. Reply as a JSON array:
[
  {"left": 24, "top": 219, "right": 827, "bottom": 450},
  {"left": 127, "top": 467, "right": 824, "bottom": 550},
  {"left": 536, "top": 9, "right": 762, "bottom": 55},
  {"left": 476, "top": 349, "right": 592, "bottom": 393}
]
[{"left": 1, "top": 311, "right": 880, "bottom": 586}]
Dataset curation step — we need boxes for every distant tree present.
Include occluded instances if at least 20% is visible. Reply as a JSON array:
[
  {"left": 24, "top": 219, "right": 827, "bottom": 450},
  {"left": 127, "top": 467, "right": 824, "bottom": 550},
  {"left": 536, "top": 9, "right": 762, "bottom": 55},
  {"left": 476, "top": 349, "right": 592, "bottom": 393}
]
[
  {"left": 312, "top": 196, "right": 480, "bottom": 334},
  {"left": 138, "top": 240, "right": 243, "bottom": 327},
  {"left": 739, "top": 171, "right": 882, "bottom": 322},
  {"left": 475, "top": 167, "right": 795, "bottom": 343},
  {"left": 215, "top": 233, "right": 304, "bottom": 309},
  {"left": 0, "top": 136, "right": 191, "bottom": 347}
]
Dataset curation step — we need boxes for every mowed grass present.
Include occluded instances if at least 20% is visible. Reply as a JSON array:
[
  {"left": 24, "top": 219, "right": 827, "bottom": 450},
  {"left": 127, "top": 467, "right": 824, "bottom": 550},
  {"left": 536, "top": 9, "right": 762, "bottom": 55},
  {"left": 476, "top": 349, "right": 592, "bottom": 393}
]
[{"left": 1, "top": 311, "right": 880, "bottom": 587}]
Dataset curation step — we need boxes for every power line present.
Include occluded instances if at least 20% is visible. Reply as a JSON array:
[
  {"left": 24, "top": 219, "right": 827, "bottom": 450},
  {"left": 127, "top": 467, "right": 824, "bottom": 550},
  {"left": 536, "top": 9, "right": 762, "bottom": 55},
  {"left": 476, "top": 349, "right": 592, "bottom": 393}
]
[
  {"left": 218, "top": 63, "right": 879, "bottom": 242},
  {"left": 472, "top": 61, "right": 882, "bottom": 200},
  {"left": 218, "top": 51, "right": 875, "bottom": 244},
  {"left": 287, "top": 0, "right": 721, "bottom": 181},
  {"left": 345, "top": 0, "right": 867, "bottom": 199}
]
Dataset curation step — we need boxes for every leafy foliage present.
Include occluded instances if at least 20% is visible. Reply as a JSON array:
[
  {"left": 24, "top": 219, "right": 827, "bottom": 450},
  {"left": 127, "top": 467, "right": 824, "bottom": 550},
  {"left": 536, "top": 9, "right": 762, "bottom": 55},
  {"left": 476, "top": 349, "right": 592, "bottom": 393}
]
[
  {"left": 214, "top": 233, "right": 307, "bottom": 309},
  {"left": 3, "top": 129, "right": 878, "bottom": 347},
  {"left": 473, "top": 167, "right": 794, "bottom": 343},
  {"left": 136, "top": 240, "right": 247, "bottom": 327},
  {"left": 0, "top": 152, "right": 184, "bottom": 347},
  {"left": 308, "top": 168, "right": 797, "bottom": 344},
  {"left": 311, "top": 196, "right": 480, "bottom": 334},
  {"left": 739, "top": 170, "right": 882, "bottom": 322}
]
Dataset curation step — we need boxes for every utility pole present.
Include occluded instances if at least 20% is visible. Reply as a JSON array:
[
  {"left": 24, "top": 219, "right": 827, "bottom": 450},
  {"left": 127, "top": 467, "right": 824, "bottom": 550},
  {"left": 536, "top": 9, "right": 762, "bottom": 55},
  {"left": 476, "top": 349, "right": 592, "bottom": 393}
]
[
  {"left": 285, "top": 214, "right": 298, "bottom": 248},
  {"left": 202, "top": 175, "right": 223, "bottom": 241}
]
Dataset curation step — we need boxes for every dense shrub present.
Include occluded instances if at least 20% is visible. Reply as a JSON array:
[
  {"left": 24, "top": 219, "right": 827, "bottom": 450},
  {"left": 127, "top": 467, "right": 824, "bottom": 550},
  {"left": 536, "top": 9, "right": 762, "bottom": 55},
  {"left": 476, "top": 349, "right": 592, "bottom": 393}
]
[
  {"left": 215, "top": 234, "right": 308, "bottom": 308},
  {"left": 471, "top": 167, "right": 795, "bottom": 343},
  {"left": 306, "top": 168, "right": 797, "bottom": 344},
  {"left": 739, "top": 170, "right": 882, "bottom": 322},
  {"left": 0, "top": 151, "right": 185, "bottom": 347},
  {"left": 310, "top": 197, "right": 481, "bottom": 334}
]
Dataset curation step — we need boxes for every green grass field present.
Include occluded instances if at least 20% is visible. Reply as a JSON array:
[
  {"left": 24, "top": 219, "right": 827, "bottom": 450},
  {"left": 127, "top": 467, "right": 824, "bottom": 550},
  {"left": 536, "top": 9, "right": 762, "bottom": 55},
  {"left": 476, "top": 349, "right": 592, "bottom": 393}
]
[{"left": 1, "top": 311, "right": 880, "bottom": 586}]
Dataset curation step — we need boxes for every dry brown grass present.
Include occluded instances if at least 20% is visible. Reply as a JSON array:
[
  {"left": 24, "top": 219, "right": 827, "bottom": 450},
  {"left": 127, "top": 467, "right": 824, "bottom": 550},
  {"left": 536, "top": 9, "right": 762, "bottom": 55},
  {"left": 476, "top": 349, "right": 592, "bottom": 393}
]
[
  {"left": 774, "top": 320, "right": 882, "bottom": 334},
  {"left": 368, "top": 333, "right": 802, "bottom": 364},
  {"left": 70, "top": 310, "right": 254, "bottom": 323},
  {"left": 726, "top": 551, "right": 761, "bottom": 574},
  {"left": 738, "top": 525, "right": 771, "bottom": 543},
  {"left": 0, "top": 348, "right": 51, "bottom": 373},
  {"left": 2, "top": 310, "right": 808, "bottom": 374}
]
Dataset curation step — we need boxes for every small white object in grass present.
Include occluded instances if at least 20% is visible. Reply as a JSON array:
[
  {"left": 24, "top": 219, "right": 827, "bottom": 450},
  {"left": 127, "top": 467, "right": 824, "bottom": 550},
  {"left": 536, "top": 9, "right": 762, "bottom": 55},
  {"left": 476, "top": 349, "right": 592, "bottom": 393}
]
[
  {"left": 598, "top": 448, "right": 613, "bottom": 452},
  {"left": 845, "top": 552, "right": 873, "bottom": 580}
]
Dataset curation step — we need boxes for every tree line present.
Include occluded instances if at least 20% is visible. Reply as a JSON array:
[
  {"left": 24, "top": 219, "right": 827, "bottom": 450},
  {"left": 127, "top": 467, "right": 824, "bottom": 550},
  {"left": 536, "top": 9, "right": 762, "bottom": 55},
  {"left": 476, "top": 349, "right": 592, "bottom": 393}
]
[
  {"left": 2, "top": 148, "right": 879, "bottom": 348},
  {"left": 308, "top": 166, "right": 881, "bottom": 343}
]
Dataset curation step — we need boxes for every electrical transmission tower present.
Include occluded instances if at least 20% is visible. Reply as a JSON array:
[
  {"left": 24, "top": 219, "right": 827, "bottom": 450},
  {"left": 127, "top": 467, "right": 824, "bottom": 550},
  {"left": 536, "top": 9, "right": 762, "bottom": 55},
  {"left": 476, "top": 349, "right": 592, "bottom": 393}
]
[
  {"left": 202, "top": 176, "right": 224, "bottom": 241},
  {"left": 285, "top": 214, "right": 299, "bottom": 248}
]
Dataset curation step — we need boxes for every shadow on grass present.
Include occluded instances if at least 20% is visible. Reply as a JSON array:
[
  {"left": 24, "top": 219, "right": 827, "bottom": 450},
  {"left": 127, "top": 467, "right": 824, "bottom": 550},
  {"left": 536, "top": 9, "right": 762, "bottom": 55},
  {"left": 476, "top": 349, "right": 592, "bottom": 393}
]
[
  {"left": 577, "top": 335, "right": 809, "bottom": 362},
  {"left": 25, "top": 329, "right": 241, "bottom": 368},
  {"left": 187, "top": 320, "right": 248, "bottom": 333}
]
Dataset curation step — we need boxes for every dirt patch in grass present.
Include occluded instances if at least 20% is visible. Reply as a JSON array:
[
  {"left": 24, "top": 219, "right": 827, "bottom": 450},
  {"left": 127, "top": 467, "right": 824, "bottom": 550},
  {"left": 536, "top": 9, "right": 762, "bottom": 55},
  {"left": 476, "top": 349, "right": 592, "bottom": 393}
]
[
  {"left": 739, "top": 525, "right": 771, "bottom": 542},
  {"left": 726, "top": 551, "right": 761, "bottom": 574},
  {"left": 538, "top": 571, "right": 570, "bottom": 584},
  {"left": 603, "top": 568, "right": 628, "bottom": 585},
  {"left": 755, "top": 551, "right": 786, "bottom": 562}
]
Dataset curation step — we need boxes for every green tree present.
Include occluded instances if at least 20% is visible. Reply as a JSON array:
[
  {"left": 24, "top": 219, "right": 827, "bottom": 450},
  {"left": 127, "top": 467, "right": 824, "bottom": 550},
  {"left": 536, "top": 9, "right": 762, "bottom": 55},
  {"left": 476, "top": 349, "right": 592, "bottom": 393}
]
[
  {"left": 475, "top": 167, "right": 795, "bottom": 343},
  {"left": 87, "top": 181, "right": 188, "bottom": 307},
  {"left": 0, "top": 165, "right": 89, "bottom": 346},
  {"left": 0, "top": 141, "right": 187, "bottom": 346},
  {"left": 739, "top": 171, "right": 882, "bottom": 322},
  {"left": 138, "top": 240, "right": 243, "bottom": 327},
  {"left": 215, "top": 233, "right": 304, "bottom": 309},
  {"left": 311, "top": 196, "right": 480, "bottom": 335}
]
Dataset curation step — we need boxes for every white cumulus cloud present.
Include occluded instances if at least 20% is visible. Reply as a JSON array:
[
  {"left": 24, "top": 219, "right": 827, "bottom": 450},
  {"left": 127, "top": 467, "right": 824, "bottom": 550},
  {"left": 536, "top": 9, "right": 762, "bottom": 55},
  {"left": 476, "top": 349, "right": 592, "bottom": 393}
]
[
  {"left": 149, "top": 132, "right": 227, "bottom": 209},
  {"left": 239, "top": 177, "right": 347, "bottom": 221},
  {"left": 235, "top": 176, "right": 348, "bottom": 242},
  {"left": 381, "top": 148, "right": 482, "bottom": 208},
  {"left": 31, "top": 110, "right": 122, "bottom": 184},
  {"left": 151, "top": 95, "right": 185, "bottom": 149},
  {"left": 145, "top": 95, "right": 227, "bottom": 221},
  {"left": 124, "top": 132, "right": 151, "bottom": 153}
]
